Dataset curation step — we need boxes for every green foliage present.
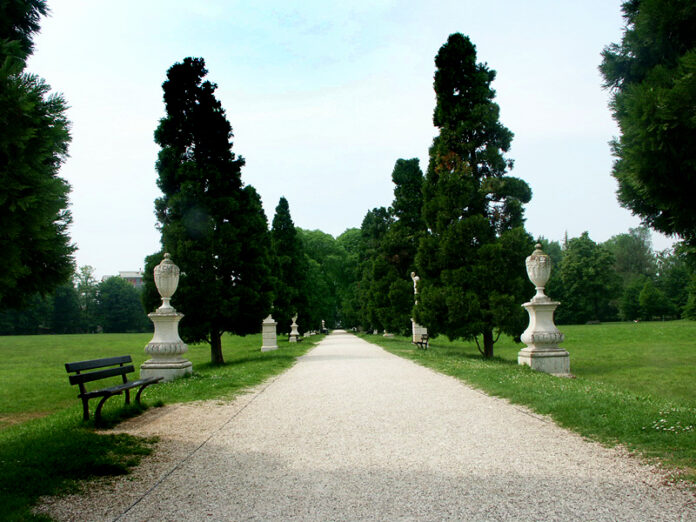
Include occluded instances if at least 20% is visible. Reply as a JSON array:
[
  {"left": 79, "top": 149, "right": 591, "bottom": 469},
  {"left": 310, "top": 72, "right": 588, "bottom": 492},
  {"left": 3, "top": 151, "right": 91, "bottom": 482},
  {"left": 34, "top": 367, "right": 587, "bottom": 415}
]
[
  {"left": 352, "top": 159, "right": 426, "bottom": 335},
  {"left": 270, "top": 198, "right": 307, "bottom": 333},
  {"left": 555, "top": 232, "right": 620, "bottom": 324},
  {"left": 364, "top": 320, "right": 696, "bottom": 483},
  {"left": 638, "top": 279, "right": 674, "bottom": 320},
  {"left": 297, "top": 228, "right": 353, "bottom": 329},
  {"left": 50, "top": 282, "right": 82, "bottom": 334},
  {"left": 415, "top": 33, "right": 533, "bottom": 357},
  {"left": 97, "top": 277, "right": 148, "bottom": 333},
  {"left": 152, "top": 57, "right": 273, "bottom": 363},
  {"left": 0, "top": 2, "right": 74, "bottom": 311},
  {"left": 600, "top": 0, "right": 696, "bottom": 252},
  {"left": 75, "top": 265, "right": 100, "bottom": 332}
]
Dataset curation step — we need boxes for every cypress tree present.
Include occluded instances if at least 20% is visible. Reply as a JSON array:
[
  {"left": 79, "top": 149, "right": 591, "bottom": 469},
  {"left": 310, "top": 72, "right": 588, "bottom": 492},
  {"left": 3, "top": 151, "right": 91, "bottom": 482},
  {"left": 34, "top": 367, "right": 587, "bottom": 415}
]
[
  {"left": 270, "top": 197, "right": 307, "bottom": 333},
  {"left": 415, "top": 33, "right": 533, "bottom": 358},
  {"left": 152, "top": 57, "right": 273, "bottom": 364},
  {"left": 0, "top": 0, "right": 75, "bottom": 309}
]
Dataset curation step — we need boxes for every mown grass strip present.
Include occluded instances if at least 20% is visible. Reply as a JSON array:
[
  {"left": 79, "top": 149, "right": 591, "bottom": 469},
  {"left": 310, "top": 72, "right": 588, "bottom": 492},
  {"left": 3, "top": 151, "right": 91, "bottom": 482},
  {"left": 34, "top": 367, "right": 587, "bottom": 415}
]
[
  {"left": 362, "top": 322, "right": 696, "bottom": 485},
  {"left": 0, "top": 333, "right": 322, "bottom": 521}
]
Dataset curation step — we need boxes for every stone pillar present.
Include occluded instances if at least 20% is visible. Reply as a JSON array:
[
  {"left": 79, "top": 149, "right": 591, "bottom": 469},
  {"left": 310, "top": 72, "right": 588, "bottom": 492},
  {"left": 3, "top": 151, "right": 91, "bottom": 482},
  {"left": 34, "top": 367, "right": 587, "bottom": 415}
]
[
  {"left": 140, "top": 254, "right": 193, "bottom": 381},
  {"left": 289, "top": 314, "right": 300, "bottom": 343},
  {"left": 411, "top": 271, "right": 428, "bottom": 344},
  {"left": 261, "top": 315, "right": 278, "bottom": 352},
  {"left": 517, "top": 244, "right": 569, "bottom": 376}
]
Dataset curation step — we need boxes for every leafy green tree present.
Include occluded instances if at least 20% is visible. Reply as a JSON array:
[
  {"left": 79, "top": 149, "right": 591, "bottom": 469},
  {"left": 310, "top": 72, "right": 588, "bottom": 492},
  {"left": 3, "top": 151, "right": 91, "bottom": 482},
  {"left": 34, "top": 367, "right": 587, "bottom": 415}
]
[
  {"left": 0, "top": 0, "right": 74, "bottom": 310},
  {"left": 75, "top": 265, "right": 100, "bottom": 332},
  {"left": 555, "top": 232, "right": 620, "bottom": 324},
  {"left": 51, "top": 282, "right": 82, "bottom": 334},
  {"left": 355, "top": 207, "right": 393, "bottom": 332},
  {"left": 604, "top": 227, "right": 656, "bottom": 282},
  {"left": 415, "top": 33, "right": 533, "bottom": 358},
  {"left": 336, "top": 228, "right": 362, "bottom": 328},
  {"left": 296, "top": 228, "right": 351, "bottom": 330},
  {"left": 655, "top": 247, "right": 693, "bottom": 317},
  {"left": 152, "top": 57, "right": 273, "bottom": 364},
  {"left": 96, "top": 277, "right": 148, "bottom": 333},
  {"left": 600, "top": 0, "right": 696, "bottom": 252},
  {"left": 638, "top": 279, "right": 674, "bottom": 320},
  {"left": 620, "top": 274, "right": 649, "bottom": 321},
  {"left": 270, "top": 197, "right": 307, "bottom": 333},
  {"left": 0, "top": 293, "right": 51, "bottom": 335}
]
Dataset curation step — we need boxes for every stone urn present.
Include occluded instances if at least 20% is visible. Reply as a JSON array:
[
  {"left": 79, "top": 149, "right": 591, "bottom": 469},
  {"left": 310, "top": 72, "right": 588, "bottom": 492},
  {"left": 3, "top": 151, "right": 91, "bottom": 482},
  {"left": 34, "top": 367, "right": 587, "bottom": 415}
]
[
  {"left": 140, "top": 254, "right": 193, "bottom": 381},
  {"left": 518, "top": 244, "right": 569, "bottom": 376},
  {"left": 289, "top": 314, "right": 300, "bottom": 343}
]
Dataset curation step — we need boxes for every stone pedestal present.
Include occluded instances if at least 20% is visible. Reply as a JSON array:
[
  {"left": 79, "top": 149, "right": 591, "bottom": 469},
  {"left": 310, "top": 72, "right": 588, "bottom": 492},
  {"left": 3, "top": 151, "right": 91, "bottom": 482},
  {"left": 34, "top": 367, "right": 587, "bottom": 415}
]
[
  {"left": 411, "top": 319, "right": 428, "bottom": 344},
  {"left": 140, "top": 254, "right": 193, "bottom": 381},
  {"left": 261, "top": 315, "right": 278, "bottom": 352},
  {"left": 517, "top": 244, "right": 569, "bottom": 376},
  {"left": 289, "top": 315, "right": 300, "bottom": 343}
]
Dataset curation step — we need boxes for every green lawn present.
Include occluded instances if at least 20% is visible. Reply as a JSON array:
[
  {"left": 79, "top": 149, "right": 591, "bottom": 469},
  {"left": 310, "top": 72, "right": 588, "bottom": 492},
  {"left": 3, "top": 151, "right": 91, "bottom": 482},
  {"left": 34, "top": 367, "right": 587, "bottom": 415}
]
[
  {"left": 362, "top": 320, "right": 696, "bottom": 484},
  {"left": 0, "top": 332, "right": 321, "bottom": 521}
]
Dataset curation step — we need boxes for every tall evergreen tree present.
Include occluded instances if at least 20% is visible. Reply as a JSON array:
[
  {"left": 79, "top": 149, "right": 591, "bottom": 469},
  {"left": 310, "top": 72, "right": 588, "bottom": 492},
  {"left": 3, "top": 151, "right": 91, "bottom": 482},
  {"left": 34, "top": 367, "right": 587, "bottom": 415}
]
[
  {"left": 0, "top": 0, "right": 75, "bottom": 310},
  {"left": 152, "top": 57, "right": 273, "bottom": 364},
  {"left": 368, "top": 158, "right": 426, "bottom": 335},
  {"left": 600, "top": 0, "right": 696, "bottom": 253},
  {"left": 270, "top": 197, "right": 307, "bottom": 333},
  {"left": 415, "top": 33, "right": 533, "bottom": 358}
]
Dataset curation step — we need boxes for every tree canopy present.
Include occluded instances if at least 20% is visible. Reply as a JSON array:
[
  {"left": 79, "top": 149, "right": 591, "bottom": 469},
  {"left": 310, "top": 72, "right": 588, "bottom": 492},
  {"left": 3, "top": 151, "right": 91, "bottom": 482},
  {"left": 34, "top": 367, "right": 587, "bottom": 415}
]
[
  {"left": 600, "top": 0, "right": 696, "bottom": 253},
  {"left": 0, "top": 0, "right": 74, "bottom": 310},
  {"left": 415, "top": 33, "right": 533, "bottom": 358},
  {"left": 270, "top": 197, "right": 307, "bottom": 333},
  {"left": 152, "top": 57, "right": 273, "bottom": 364}
]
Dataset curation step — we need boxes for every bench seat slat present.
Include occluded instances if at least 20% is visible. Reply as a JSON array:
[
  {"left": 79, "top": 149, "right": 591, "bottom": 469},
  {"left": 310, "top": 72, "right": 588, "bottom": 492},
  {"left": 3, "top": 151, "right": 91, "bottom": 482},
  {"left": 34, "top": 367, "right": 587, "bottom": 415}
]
[
  {"left": 65, "top": 355, "right": 132, "bottom": 373},
  {"left": 68, "top": 365, "right": 134, "bottom": 385},
  {"left": 79, "top": 377, "right": 163, "bottom": 399}
]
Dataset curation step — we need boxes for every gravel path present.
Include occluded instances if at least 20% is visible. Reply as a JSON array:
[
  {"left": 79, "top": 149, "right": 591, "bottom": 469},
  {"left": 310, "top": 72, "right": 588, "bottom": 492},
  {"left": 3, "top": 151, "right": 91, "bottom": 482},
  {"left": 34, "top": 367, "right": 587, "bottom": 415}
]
[{"left": 38, "top": 330, "right": 695, "bottom": 521}]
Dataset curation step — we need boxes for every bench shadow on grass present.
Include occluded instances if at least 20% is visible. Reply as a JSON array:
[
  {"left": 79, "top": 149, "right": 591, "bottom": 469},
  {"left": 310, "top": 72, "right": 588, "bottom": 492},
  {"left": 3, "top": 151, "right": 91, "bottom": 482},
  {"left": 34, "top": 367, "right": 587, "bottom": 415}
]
[{"left": 0, "top": 407, "right": 156, "bottom": 521}]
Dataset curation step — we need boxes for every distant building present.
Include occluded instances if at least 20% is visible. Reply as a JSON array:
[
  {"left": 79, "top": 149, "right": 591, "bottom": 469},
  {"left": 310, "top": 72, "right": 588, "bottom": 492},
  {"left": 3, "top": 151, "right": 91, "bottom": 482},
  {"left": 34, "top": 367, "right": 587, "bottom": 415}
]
[{"left": 119, "top": 271, "right": 144, "bottom": 289}]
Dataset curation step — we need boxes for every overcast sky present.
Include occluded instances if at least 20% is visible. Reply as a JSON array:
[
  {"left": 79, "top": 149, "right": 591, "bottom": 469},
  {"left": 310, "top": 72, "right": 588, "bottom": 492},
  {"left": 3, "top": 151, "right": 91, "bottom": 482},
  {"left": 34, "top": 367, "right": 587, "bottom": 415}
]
[{"left": 27, "top": 0, "right": 674, "bottom": 278}]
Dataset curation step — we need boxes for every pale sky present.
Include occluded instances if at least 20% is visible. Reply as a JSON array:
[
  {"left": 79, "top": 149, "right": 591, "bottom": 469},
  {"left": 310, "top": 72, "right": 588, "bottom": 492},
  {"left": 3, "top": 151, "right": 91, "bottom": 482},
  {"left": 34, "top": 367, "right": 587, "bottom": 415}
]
[{"left": 27, "top": 0, "right": 674, "bottom": 278}]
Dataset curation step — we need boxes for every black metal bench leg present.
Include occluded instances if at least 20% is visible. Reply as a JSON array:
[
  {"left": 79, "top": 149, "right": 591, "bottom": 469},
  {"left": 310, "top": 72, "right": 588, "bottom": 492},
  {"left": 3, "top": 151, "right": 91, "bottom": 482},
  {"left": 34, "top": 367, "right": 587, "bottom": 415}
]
[
  {"left": 135, "top": 384, "right": 152, "bottom": 405},
  {"left": 81, "top": 398, "right": 90, "bottom": 421},
  {"left": 125, "top": 388, "right": 131, "bottom": 405},
  {"left": 95, "top": 395, "right": 112, "bottom": 423}
]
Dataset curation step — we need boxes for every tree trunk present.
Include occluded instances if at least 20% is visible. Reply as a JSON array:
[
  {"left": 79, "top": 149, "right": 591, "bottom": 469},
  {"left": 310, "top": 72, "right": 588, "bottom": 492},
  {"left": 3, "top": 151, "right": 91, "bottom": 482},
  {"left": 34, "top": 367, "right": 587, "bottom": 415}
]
[
  {"left": 482, "top": 328, "right": 494, "bottom": 359},
  {"left": 210, "top": 331, "right": 224, "bottom": 365}
]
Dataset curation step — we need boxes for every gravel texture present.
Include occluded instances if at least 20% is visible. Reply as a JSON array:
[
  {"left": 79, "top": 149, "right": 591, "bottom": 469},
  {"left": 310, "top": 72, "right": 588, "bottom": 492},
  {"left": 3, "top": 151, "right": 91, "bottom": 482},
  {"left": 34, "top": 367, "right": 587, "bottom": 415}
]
[{"left": 37, "top": 330, "right": 695, "bottom": 521}]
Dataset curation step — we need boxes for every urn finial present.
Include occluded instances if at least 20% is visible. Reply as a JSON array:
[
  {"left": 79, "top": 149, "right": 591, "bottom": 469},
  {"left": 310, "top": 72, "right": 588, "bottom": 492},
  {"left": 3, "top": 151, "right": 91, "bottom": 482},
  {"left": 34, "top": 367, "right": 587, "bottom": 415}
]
[
  {"left": 525, "top": 244, "right": 551, "bottom": 302},
  {"left": 154, "top": 253, "right": 180, "bottom": 312}
]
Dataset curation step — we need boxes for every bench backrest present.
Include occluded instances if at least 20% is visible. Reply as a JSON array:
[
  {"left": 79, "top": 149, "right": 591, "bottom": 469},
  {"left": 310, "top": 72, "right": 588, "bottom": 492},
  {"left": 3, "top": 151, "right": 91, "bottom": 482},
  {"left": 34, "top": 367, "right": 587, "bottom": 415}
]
[{"left": 65, "top": 355, "right": 134, "bottom": 387}]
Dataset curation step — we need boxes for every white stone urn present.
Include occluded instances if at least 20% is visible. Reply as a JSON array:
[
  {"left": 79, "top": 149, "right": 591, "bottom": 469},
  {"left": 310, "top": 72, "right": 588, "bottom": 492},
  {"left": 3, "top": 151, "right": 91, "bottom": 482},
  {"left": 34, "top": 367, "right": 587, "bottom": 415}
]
[
  {"left": 261, "top": 314, "right": 278, "bottom": 352},
  {"left": 140, "top": 254, "right": 193, "bottom": 381},
  {"left": 518, "top": 244, "right": 569, "bottom": 376}
]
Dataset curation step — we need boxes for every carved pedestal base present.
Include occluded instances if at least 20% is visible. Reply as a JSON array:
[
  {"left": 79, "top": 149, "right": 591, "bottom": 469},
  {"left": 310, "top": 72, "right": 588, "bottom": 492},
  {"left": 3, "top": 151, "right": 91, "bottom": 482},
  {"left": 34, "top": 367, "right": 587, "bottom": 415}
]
[
  {"left": 261, "top": 315, "right": 278, "bottom": 351},
  {"left": 518, "top": 347, "right": 570, "bottom": 376},
  {"left": 140, "top": 312, "right": 193, "bottom": 382}
]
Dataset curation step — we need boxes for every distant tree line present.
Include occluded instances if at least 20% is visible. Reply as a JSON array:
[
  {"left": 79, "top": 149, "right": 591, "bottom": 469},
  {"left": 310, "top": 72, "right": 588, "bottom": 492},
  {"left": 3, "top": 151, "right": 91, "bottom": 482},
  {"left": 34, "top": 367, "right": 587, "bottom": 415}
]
[
  {"left": 543, "top": 229, "right": 696, "bottom": 324},
  {"left": 0, "top": 266, "right": 150, "bottom": 335}
]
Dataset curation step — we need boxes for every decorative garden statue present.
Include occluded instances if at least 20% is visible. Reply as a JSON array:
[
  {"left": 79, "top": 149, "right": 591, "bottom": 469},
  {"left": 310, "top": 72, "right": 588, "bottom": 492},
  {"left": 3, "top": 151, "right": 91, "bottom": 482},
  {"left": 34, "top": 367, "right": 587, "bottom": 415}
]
[
  {"left": 289, "top": 314, "right": 300, "bottom": 343},
  {"left": 411, "top": 272, "right": 428, "bottom": 345},
  {"left": 140, "top": 254, "right": 193, "bottom": 381},
  {"left": 261, "top": 314, "right": 278, "bottom": 351},
  {"left": 517, "top": 244, "right": 569, "bottom": 376}
]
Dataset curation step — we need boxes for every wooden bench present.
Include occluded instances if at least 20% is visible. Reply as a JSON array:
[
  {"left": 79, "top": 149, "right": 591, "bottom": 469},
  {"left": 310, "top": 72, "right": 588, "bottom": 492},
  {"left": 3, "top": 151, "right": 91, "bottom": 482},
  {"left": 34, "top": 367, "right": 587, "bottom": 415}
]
[
  {"left": 414, "top": 334, "right": 429, "bottom": 350},
  {"left": 65, "top": 355, "right": 163, "bottom": 423}
]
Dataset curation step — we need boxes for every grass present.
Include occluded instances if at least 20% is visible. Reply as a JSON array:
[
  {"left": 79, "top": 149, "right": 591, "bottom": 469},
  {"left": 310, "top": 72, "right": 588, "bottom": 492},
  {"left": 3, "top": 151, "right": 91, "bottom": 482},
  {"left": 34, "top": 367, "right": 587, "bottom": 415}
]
[
  {"left": 361, "top": 320, "right": 696, "bottom": 485},
  {"left": 0, "top": 332, "right": 321, "bottom": 521}
]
